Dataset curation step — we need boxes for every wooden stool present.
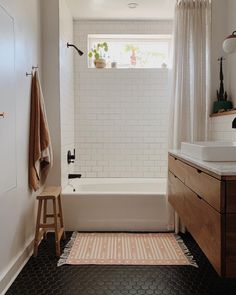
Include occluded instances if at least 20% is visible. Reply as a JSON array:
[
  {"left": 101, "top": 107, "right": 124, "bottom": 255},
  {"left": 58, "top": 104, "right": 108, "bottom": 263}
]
[{"left": 33, "top": 186, "right": 66, "bottom": 257}]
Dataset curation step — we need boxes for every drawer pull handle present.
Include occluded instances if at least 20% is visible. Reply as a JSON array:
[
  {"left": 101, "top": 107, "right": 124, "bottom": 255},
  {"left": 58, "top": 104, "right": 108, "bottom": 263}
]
[
  {"left": 197, "top": 194, "right": 202, "bottom": 200},
  {"left": 174, "top": 157, "right": 177, "bottom": 161},
  {"left": 197, "top": 169, "right": 202, "bottom": 174}
]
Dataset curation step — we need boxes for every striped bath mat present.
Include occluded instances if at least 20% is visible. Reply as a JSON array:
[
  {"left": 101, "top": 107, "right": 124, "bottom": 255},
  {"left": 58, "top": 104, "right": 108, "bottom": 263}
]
[{"left": 58, "top": 232, "right": 197, "bottom": 267}]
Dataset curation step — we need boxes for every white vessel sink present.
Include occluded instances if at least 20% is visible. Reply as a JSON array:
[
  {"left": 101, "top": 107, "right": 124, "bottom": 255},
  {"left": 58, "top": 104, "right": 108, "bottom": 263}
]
[{"left": 181, "top": 141, "right": 236, "bottom": 162}]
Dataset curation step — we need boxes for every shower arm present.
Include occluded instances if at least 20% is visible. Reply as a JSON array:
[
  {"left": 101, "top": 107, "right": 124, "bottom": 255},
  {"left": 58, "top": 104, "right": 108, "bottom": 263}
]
[{"left": 67, "top": 42, "right": 84, "bottom": 56}]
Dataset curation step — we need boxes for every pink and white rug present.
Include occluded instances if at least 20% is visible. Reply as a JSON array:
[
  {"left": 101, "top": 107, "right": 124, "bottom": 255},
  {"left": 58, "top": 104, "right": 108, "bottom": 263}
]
[{"left": 58, "top": 232, "right": 197, "bottom": 267}]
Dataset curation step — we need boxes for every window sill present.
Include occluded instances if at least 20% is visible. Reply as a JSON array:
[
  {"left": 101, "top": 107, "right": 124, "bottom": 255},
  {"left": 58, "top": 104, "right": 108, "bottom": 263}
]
[{"left": 87, "top": 67, "right": 169, "bottom": 70}]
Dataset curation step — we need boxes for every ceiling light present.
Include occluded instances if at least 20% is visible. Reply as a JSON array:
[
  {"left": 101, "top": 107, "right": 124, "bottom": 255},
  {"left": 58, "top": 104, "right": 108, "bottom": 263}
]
[
  {"left": 223, "top": 31, "right": 236, "bottom": 54},
  {"left": 128, "top": 2, "right": 139, "bottom": 9}
]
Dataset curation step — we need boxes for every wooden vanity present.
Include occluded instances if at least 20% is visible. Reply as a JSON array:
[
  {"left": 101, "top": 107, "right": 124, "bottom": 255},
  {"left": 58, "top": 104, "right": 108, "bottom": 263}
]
[{"left": 168, "top": 152, "right": 236, "bottom": 277}]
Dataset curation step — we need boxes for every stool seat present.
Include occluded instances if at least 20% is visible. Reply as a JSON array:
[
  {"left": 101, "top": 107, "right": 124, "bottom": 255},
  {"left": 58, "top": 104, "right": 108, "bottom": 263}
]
[
  {"left": 37, "top": 186, "right": 61, "bottom": 199},
  {"left": 34, "top": 186, "right": 66, "bottom": 257}
]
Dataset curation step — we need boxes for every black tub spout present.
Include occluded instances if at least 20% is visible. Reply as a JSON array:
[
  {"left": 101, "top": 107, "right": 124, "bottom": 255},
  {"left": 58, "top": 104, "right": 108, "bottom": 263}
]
[{"left": 68, "top": 174, "right": 82, "bottom": 179}]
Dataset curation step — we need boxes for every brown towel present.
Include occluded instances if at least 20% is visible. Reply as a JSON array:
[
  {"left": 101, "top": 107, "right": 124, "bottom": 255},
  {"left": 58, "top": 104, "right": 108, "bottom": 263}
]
[{"left": 29, "top": 71, "right": 53, "bottom": 191}]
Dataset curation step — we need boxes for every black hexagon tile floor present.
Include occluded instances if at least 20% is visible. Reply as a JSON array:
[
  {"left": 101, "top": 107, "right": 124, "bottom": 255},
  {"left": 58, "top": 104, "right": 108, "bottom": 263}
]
[{"left": 6, "top": 232, "right": 236, "bottom": 295}]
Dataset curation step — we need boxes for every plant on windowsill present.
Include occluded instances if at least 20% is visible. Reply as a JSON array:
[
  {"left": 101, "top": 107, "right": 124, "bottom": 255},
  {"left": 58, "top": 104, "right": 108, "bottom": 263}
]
[
  {"left": 88, "top": 42, "right": 109, "bottom": 69},
  {"left": 124, "top": 44, "right": 139, "bottom": 67}
]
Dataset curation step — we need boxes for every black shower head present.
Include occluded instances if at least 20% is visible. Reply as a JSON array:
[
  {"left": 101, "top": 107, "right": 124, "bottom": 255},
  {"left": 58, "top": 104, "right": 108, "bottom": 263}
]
[{"left": 67, "top": 42, "right": 84, "bottom": 56}]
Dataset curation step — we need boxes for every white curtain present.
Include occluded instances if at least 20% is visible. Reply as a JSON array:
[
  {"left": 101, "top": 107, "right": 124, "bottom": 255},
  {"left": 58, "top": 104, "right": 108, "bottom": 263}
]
[
  {"left": 169, "top": 0, "right": 212, "bottom": 233},
  {"left": 169, "top": 0, "right": 211, "bottom": 149}
]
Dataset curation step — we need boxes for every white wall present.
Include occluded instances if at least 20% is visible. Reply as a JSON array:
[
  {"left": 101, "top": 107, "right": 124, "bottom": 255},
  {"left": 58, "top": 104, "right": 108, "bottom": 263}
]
[
  {"left": 210, "top": 0, "right": 236, "bottom": 140},
  {"left": 74, "top": 20, "right": 172, "bottom": 178},
  {"left": 226, "top": 0, "right": 236, "bottom": 107},
  {"left": 211, "top": 0, "right": 228, "bottom": 104},
  {"left": 41, "top": 0, "right": 61, "bottom": 186},
  {"left": 0, "top": 0, "right": 41, "bottom": 293},
  {"left": 210, "top": 114, "right": 236, "bottom": 141},
  {"left": 59, "top": 0, "right": 75, "bottom": 188},
  {"left": 211, "top": 0, "right": 236, "bottom": 107}
]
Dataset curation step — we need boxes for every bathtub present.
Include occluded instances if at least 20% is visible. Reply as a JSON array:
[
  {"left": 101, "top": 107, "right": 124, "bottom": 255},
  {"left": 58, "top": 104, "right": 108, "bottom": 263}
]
[{"left": 62, "top": 178, "right": 174, "bottom": 232}]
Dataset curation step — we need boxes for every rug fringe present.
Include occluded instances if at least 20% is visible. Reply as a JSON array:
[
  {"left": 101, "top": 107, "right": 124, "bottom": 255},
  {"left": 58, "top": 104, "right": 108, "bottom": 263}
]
[
  {"left": 57, "top": 231, "right": 77, "bottom": 267},
  {"left": 175, "top": 235, "right": 198, "bottom": 268}
]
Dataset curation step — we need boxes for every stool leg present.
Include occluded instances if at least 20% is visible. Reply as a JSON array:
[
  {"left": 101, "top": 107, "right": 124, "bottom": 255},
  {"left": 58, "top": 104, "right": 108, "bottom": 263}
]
[
  {"left": 58, "top": 194, "right": 66, "bottom": 240},
  {"left": 53, "top": 199, "right": 60, "bottom": 257},
  {"left": 43, "top": 199, "right": 48, "bottom": 239},
  {"left": 34, "top": 199, "right": 43, "bottom": 257}
]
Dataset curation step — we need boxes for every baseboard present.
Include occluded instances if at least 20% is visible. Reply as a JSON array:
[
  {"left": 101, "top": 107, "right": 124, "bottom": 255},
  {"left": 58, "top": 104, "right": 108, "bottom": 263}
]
[{"left": 0, "top": 237, "right": 34, "bottom": 295}]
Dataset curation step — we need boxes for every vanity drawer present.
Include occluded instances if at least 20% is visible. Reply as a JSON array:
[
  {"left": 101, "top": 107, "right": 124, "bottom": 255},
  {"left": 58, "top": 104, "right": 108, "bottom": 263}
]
[
  {"left": 168, "top": 172, "right": 223, "bottom": 275},
  {"left": 168, "top": 172, "right": 185, "bottom": 216},
  {"left": 168, "top": 155, "right": 187, "bottom": 183},
  {"left": 226, "top": 181, "right": 236, "bottom": 213},
  {"left": 226, "top": 214, "right": 236, "bottom": 277},
  {"left": 168, "top": 154, "right": 224, "bottom": 212},
  {"left": 184, "top": 164, "right": 223, "bottom": 212},
  {"left": 184, "top": 182, "right": 223, "bottom": 276}
]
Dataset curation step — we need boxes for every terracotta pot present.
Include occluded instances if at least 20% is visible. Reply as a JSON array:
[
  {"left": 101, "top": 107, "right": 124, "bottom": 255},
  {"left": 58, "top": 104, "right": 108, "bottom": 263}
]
[{"left": 94, "top": 58, "right": 106, "bottom": 69}]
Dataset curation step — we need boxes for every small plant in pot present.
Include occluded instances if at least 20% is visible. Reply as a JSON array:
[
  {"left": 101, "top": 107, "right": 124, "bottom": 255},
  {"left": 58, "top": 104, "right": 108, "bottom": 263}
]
[
  {"left": 88, "top": 42, "right": 108, "bottom": 68},
  {"left": 125, "top": 44, "right": 139, "bottom": 67}
]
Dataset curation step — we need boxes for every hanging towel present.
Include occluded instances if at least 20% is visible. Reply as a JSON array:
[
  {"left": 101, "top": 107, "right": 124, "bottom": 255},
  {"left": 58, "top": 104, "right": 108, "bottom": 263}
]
[{"left": 29, "top": 70, "right": 53, "bottom": 191}]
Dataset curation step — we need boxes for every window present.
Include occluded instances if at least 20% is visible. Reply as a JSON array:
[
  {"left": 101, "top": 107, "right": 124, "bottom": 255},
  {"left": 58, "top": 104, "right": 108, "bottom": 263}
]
[{"left": 88, "top": 34, "right": 172, "bottom": 69}]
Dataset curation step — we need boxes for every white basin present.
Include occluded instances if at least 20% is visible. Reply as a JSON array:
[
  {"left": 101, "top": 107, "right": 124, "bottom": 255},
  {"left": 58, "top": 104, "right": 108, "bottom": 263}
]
[{"left": 181, "top": 141, "right": 236, "bottom": 162}]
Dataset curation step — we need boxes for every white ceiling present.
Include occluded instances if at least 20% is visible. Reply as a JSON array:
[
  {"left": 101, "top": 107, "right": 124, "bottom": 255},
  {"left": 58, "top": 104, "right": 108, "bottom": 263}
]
[{"left": 66, "top": 0, "right": 175, "bottom": 20}]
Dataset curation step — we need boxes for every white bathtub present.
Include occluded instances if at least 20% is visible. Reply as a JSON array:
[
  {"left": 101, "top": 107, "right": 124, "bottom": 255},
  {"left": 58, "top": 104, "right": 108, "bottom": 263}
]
[{"left": 62, "top": 178, "right": 174, "bottom": 232}]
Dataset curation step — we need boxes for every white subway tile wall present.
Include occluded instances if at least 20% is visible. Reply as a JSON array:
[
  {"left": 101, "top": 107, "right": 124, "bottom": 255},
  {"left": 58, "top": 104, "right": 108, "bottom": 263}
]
[
  {"left": 74, "top": 20, "right": 172, "bottom": 178},
  {"left": 210, "top": 114, "right": 236, "bottom": 141},
  {"left": 60, "top": 0, "right": 75, "bottom": 188}
]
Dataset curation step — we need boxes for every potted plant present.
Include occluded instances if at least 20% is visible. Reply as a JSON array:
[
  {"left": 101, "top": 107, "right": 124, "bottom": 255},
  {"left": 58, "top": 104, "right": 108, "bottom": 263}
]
[
  {"left": 124, "top": 44, "right": 139, "bottom": 67},
  {"left": 88, "top": 42, "right": 108, "bottom": 68}
]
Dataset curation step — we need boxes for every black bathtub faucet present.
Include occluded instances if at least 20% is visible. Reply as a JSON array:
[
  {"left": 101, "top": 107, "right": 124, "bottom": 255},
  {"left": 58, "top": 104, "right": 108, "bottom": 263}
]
[
  {"left": 67, "top": 149, "right": 76, "bottom": 164},
  {"left": 68, "top": 174, "right": 82, "bottom": 179}
]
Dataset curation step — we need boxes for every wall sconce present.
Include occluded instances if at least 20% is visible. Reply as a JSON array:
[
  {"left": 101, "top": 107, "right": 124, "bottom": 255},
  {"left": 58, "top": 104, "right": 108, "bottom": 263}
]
[{"left": 223, "top": 31, "right": 236, "bottom": 54}]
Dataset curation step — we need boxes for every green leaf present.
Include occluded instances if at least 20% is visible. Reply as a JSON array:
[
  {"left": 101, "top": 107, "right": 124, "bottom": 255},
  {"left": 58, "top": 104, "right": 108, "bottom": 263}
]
[
  {"left": 95, "top": 53, "right": 99, "bottom": 59},
  {"left": 88, "top": 52, "right": 93, "bottom": 58}
]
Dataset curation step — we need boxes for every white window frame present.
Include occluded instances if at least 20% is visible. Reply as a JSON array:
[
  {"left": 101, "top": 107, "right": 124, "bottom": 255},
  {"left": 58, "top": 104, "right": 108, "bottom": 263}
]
[{"left": 87, "top": 34, "right": 172, "bottom": 69}]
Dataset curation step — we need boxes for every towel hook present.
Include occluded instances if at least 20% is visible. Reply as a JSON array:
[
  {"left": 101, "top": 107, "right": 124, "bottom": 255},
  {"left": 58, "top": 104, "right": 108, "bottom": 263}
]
[
  {"left": 26, "top": 65, "right": 38, "bottom": 77},
  {"left": 26, "top": 71, "right": 33, "bottom": 77}
]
